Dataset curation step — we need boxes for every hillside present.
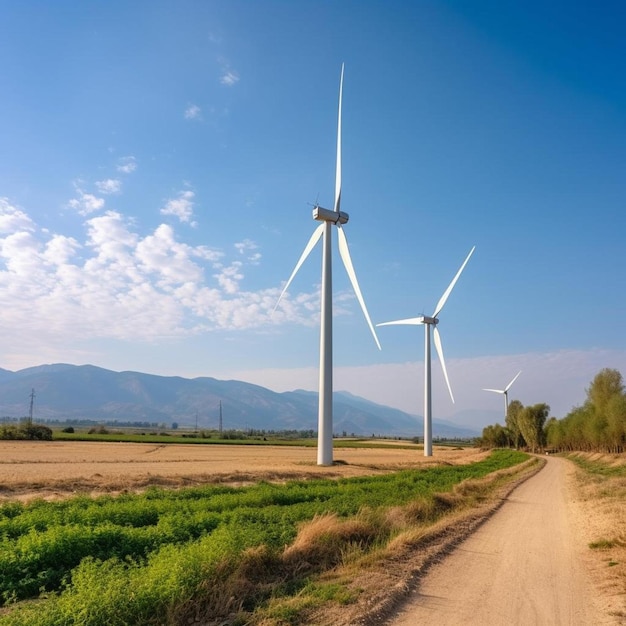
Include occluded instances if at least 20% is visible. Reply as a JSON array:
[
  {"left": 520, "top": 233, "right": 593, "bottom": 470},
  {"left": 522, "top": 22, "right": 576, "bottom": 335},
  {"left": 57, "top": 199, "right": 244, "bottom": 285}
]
[{"left": 0, "top": 364, "right": 478, "bottom": 438}]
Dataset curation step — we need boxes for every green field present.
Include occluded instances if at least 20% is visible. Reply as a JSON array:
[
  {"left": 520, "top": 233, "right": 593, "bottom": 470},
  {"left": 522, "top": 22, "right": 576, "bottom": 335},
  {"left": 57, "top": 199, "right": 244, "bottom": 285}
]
[{"left": 0, "top": 449, "right": 528, "bottom": 626}]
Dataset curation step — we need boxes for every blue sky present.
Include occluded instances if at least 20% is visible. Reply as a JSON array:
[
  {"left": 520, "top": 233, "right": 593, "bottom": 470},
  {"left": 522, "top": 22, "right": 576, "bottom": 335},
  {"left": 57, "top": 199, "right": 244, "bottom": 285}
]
[{"left": 1, "top": 1, "right": 625, "bottom": 429}]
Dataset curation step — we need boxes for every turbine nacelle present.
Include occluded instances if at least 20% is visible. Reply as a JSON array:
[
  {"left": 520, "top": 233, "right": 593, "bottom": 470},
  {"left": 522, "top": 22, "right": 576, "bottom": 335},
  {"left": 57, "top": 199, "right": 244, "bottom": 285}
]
[
  {"left": 421, "top": 316, "right": 438, "bottom": 325},
  {"left": 313, "top": 205, "right": 349, "bottom": 225}
]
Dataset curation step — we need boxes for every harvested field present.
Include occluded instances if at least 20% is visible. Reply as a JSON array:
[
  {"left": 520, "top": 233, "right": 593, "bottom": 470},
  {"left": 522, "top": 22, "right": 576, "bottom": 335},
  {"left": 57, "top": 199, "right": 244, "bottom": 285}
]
[{"left": 0, "top": 441, "right": 488, "bottom": 501}]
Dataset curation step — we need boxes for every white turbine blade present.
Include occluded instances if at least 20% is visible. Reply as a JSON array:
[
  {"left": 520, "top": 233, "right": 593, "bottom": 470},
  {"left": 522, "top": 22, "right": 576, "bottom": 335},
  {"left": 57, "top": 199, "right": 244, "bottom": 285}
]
[
  {"left": 337, "top": 224, "right": 381, "bottom": 350},
  {"left": 482, "top": 388, "right": 505, "bottom": 394},
  {"left": 334, "top": 63, "right": 344, "bottom": 214},
  {"left": 433, "top": 245, "right": 476, "bottom": 318},
  {"left": 433, "top": 326, "right": 454, "bottom": 403},
  {"left": 377, "top": 317, "right": 424, "bottom": 327},
  {"left": 505, "top": 370, "right": 522, "bottom": 392},
  {"left": 273, "top": 223, "right": 325, "bottom": 312}
]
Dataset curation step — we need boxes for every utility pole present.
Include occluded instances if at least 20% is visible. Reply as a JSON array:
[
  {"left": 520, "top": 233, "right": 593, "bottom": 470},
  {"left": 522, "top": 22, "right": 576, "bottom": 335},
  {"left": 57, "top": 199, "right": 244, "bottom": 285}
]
[
  {"left": 219, "top": 401, "right": 222, "bottom": 433},
  {"left": 28, "top": 388, "right": 35, "bottom": 428}
]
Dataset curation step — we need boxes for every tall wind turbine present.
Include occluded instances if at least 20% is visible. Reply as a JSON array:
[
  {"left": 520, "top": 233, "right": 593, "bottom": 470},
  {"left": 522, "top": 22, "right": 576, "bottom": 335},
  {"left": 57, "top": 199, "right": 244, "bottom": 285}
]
[
  {"left": 483, "top": 371, "right": 522, "bottom": 420},
  {"left": 274, "top": 64, "right": 381, "bottom": 466},
  {"left": 377, "top": 247, "right": 475, "bottom": 457}
]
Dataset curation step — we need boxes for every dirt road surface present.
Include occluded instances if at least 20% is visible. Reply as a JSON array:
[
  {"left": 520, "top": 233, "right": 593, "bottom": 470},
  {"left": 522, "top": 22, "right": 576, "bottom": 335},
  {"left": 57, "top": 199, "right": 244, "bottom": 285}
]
[{"left": 388, "top": 456, "right": 600, "bottom": 626}]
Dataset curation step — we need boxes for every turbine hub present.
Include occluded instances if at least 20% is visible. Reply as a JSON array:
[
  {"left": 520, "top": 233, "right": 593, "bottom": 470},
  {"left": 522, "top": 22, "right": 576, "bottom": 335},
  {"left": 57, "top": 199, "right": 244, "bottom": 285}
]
[
  {"left": 313, "top": 206, "right": 349, "bottom": 225},
  {"left": 422, "top": 316, "right": 438, "bottom": 325}
]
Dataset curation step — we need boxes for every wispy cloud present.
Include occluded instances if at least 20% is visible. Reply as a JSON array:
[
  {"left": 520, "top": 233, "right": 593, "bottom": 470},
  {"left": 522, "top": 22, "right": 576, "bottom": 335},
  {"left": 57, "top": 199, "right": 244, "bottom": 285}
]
[
  {"left": 68, "top": 186, "right": 105, "bottom": 216},
  {"left": 220, "top": 71, "right": 239, "bottom": 86},
  {"left": 218, "top": 57, "right": 239, "bottom": 86},
  {"left": 95, "top": 179, "right": 122, "bottom": 194},
  {"left": 184, "top": 104, "right": 202, "bottom": 120},
  {"left": 116, "top": 156, "right": 137, "bottom": 174},
  {"left": 160, "top": 190, "right": 196, "bottom": 225},
  {"left": 234, "top": 239, "right": 261, "bottom": 264}
]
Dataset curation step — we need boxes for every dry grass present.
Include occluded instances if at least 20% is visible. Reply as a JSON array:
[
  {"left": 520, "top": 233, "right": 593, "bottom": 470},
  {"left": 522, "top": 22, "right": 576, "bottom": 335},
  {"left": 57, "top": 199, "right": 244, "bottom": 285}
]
[
  {"left": 255, "top": 457, "right": 545, "bottom": 625},
  {"left": 567, "top": 452, "right": 626, "bottom": 622},
  {"left": 0, "top": 441, "right": 489, "bottom": 502}
]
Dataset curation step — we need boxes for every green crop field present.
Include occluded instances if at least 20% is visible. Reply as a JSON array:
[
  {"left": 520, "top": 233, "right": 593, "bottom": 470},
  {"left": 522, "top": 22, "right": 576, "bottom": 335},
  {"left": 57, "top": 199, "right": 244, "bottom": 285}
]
[{"left": 0, "top": 449, "right": 528, "bottom": 626}]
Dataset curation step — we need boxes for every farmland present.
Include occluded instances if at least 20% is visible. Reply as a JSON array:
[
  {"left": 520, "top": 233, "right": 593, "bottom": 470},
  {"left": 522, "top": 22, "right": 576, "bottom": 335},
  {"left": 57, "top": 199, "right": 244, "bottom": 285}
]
[
  {"left": 0, "top": 440, "right": 488, "bottom": 501},
  {"left": 0, "top": 441, "right": 536, "bottom": 625}
]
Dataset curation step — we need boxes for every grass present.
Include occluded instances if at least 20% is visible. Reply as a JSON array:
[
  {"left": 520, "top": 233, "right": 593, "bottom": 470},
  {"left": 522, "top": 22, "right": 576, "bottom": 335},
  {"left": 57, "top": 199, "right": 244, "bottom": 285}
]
[
  {"left": 567, "top": 451, "right": 626, "bottom": 620},
  {"left": 0, "top": 450, "right": 528, "bottom": 625},
  {"left": 52, "top": 431, "right": 422, "bottom": 449}
]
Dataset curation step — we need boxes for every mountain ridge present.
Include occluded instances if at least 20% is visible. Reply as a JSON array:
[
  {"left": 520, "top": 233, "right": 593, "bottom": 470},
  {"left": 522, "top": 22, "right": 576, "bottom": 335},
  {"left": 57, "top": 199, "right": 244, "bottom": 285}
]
[{"left": 0, "top": 364, "right": 479, "bottom": 438}]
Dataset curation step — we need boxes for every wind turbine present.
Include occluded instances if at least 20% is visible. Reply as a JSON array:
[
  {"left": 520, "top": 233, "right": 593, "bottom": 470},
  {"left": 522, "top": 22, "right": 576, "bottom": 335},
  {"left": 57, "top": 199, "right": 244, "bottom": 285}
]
[
  {"left": 377, "top": 246, "right": 475, "bottom": 457},
  {"left": 483, "top": 371, "right": 522, "bottom": 421},
  {"left": 274, "top": 64, "right": 381, "bottom": 466}
]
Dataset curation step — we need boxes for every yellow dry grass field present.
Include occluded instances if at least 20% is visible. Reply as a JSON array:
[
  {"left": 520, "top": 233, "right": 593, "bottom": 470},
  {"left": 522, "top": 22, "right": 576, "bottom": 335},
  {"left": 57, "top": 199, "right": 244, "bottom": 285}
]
[{"left": 0, "top": 441, "right": 489, "bottom": 501}]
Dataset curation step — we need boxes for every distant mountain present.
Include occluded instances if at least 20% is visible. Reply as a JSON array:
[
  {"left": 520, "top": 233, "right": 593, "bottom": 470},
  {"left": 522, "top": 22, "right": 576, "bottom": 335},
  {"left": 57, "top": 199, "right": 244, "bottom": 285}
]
[{"left": 0, "top": 364, "right": 479, "bottom": 438}]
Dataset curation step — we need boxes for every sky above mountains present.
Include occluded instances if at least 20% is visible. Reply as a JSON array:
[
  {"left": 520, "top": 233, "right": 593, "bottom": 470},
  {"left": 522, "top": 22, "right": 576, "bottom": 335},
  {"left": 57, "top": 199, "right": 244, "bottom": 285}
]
[{"left": 1, "top": 1, "right": 625, "bottom": 429}]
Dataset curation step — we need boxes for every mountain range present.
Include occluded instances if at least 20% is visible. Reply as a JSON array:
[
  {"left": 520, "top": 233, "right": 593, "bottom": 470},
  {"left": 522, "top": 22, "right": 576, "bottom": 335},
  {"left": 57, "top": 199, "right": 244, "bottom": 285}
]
[{"left": 0, "top": 364, "right": 479, "bottom": 438}]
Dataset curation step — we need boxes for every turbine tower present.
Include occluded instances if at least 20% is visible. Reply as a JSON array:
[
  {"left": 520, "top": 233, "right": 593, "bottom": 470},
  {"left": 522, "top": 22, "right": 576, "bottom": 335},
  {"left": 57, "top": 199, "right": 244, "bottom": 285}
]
[
  {"left": 377, "top": 247, "right": 475, "bottom": 457},
  {"left": 483, "top": 371, "right": 522, "bottom": 420},
  {"left": 274, "top": 64, "right": 381, "bottom": 466}
]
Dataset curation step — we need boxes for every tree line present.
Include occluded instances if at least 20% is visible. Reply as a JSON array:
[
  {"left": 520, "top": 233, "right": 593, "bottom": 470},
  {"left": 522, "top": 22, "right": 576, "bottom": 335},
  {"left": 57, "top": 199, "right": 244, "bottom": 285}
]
[{"left": 479, "top": 368, "right": 626, "bottom": 454}]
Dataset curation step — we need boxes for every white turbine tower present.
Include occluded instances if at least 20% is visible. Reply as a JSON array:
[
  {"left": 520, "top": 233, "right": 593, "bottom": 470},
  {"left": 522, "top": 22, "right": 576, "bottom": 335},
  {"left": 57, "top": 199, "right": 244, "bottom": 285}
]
[
  {"left": 377, "top": 247, "right": 475, "bottom": 457},
  {"left": 274, "top": 64, "right": 381, "bottom": 466},
  {"left": 483, "top": 371, "right": 522, "bottom": 420}
]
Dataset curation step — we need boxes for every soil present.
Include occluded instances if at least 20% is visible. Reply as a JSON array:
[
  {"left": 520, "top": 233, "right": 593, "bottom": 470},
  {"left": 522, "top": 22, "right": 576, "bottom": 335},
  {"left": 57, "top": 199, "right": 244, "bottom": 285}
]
[{"left": 0, "top": 440, "right": 487, "bottom": 501}]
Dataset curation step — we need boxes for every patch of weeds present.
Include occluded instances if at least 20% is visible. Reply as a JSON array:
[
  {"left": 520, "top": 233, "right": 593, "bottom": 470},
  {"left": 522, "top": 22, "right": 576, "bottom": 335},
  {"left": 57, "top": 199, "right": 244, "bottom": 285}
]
[
  {"left": 302, "top": 581, "right": 357, "bottom": 605},
  {"left": 589, "top": 539, "right": 616, "bottom": 550},
  {"left": 608, "top": 561, "right": 619, "bottom": 567}
]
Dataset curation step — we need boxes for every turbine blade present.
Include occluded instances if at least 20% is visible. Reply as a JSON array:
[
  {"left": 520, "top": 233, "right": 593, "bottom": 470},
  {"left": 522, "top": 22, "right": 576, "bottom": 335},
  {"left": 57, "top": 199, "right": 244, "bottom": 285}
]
[
  {"left": 273, "top": 223, "right": 325, "bottom": 312},
  {"left": 377, "top": 317, "right": 424, "bottom": 327},
  {"left": 505, "top": 370, "right": 522, "bottom": 392},
  {"left": 433, "top": 245, "right": 476, "bottom": 318},
  {"left": 433, "top": 326, "right": 454, "bottom": 403},
  {"left": 482, "top": 388, "right": 505, "bottom": 394},
  {"left": 337, "top": 224, "right": 381, "bottom": 350},
  {"left": 334, "top": 63, "right": 344, "bottom": 214}
]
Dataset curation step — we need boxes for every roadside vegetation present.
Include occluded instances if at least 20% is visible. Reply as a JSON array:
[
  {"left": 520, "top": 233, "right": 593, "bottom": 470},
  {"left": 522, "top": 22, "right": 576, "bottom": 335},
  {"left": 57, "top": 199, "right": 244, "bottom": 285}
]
[
  {"left": 479, "top": 368, "right": 626, "bottom": 454},
  {"left": 567, "top": 452, "right": 626, "bottom": 620},
  {"left": 0, "top": 449, "right": 530, "bottom": 626}
]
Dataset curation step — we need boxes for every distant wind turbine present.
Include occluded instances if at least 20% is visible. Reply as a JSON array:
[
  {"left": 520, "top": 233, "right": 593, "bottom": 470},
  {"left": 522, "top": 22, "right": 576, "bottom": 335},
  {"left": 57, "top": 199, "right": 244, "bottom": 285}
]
[
  {"left": 377, "top": 247, "right": 475, "bottom": 457},
  {"left": 483, "top": 371, "right": 522, "bottom": 421},
  {"left": 274, "top": 64, "right": 381, "bottom": 466}
]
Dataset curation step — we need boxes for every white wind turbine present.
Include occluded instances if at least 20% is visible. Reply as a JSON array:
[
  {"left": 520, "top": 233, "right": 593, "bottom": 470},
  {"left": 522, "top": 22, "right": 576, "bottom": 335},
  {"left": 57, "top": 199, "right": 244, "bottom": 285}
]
[
  {"left": 274, "top": 64, "right": 381, "bottom": 466},
  {"left": 377, "top": 247, "right": 475, "bottom": 457},
  {"left": 483, "top": 371, "right": 522, "bottom": 421}
]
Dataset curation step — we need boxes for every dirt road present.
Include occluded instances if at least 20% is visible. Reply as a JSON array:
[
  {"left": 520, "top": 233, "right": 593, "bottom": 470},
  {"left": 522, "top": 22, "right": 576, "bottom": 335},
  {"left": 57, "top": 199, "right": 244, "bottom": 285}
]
[{"left": 388, "top": 456, "right": 599, "bottom": 625}]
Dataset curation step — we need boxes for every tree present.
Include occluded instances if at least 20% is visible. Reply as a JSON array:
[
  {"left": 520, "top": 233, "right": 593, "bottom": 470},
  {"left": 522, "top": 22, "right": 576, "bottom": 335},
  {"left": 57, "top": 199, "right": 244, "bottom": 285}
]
[
  {"left": 586, "top": 368, "right": 624, "bottom": 414},
  {"left": 480, "top": 423, "right": 511, "bottom": 449},
  {"left": 518, "top": 403, "right": 549, "bottom": 453},
  {"left": 505, "top": 399, "right": 525, "bottom": 449}
]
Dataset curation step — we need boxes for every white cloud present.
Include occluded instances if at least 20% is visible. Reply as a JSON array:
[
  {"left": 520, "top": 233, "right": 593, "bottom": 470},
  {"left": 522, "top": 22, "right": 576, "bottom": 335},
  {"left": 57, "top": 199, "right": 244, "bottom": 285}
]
[
  {"left": 0, "top": 198, "right": 34, "bottom": 233},
  {"left": 218, "top": 58, "right": 240, "bottom": 86},
  {"left": 184, "top": 104, "right": 202, "bottom": 120},
  {"left": 0, "top": 198, "right": 322, "bottom": 352},
  {"left": 116, "top": 156, "right": 137, "bottom": 174},
  {"left": 234, "top": 239, "right": 261, "bottom": 264},
  {"left": 95, "top": 179, "right": 122, "bottom": 194},
  {"left": 220, "top": 71, "right": 239, "bottom": 86},
  {"left": 161, "top": 190, "right": 196, "bottom": 224},
  {"left": 68, "top": 187, "right": 105, "bottom": 216}
]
